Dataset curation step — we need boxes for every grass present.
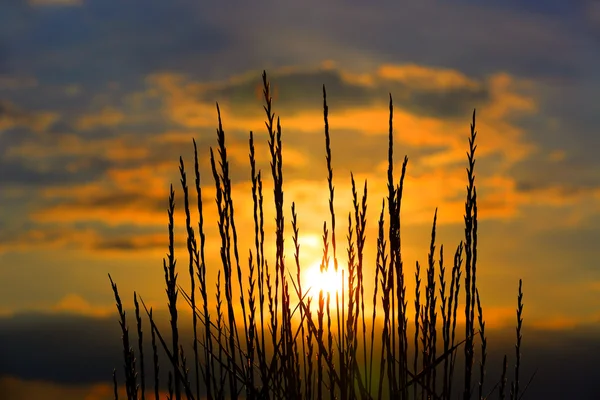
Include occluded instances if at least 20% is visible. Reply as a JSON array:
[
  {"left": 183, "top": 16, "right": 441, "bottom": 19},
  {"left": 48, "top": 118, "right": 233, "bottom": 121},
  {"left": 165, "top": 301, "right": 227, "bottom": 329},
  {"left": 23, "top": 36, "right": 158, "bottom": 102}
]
[{"left": 108, "top": 71, "right": 527, "bottom": 400}]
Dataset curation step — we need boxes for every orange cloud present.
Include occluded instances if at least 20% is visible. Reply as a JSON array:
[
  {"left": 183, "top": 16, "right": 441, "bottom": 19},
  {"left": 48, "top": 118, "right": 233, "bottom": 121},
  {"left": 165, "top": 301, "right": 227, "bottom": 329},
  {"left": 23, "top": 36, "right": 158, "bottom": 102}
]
[
  {"left": 377, "top": 63, "right": 481, "bottom": 91},
  {"left": 0, "top": 100, "right": 59, "bottom": 133},
  {"left": 10, "top": 63, "right": 579, "bottom": 304},
  {"left": 51, "top": 294, "right": 113, "bottom": 317},
  {"left": 0, "top": 223, "right": 193, "bottom": 257},
  {"left": 530, "top": 315, "right": 582, "bottom": 331},
  {"left": 0, "top": 227, "right": 98, "bottom": 253},
  {"left": 75, "top": 106, "right": 125, "bottom": 130},
  {"left": 143, "top": 64, "right": 537, "bottom": 180},
  {"left": 6, "top": 133, "right": 151, "bottom": 164},
  {"left": 98, "top": 66, "right": 539, "bottom": 242},
  {"left": 0, "top": 376, "right": 172, "bottom": 400}
]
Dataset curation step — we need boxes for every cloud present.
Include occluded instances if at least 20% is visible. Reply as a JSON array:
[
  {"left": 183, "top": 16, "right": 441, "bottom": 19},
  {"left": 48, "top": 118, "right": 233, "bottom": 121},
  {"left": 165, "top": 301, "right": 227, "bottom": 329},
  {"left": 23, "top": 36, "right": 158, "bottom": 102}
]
[
  {"left": 51, "top": 294, "right": 113, "bottom": 317},
  {"left": 6, "top": 63, "right": 596, "bottom": 318},
  {"left": 0, "top": 226, "right": 96, "bottom": 253},
  {"left": 132, "top": 64, "right": 539, "bottom": 224},
  {"left": 0, "top": 376, "right": 173, "bottom": 400},
  {"left": 0, "top": 376, "right": 117, "bottom": 400},
  {"left": 31, "top": 174, "right": 185, "bottom": 227},
  {"left": 0, "top": 100, "right": 59, "bottom": 133},
  {"left": 75, "top": 107, "right": 125, "bottom": 130},
  {"left": 148, "top": 63, "right": 528, "bottom": 128},
  {"left": 0, "top": 63, "right": 549, "bottom": 267},
  {"left": 6, "top": 133, "right": 151, "bottom": 164},
  {"left": 0, "top": 223, "right": 192, "bottom": 256},
  {"left": 143, "top": 64, "right": 537, "bottom": 177},
  {"left": 0, "top": 155, "right": 110, "bottom": 187},
  {"left": 148, "top": 64, "right": 536, "bottom": 156},
  {"left": 1, "top": 311, "right": 599, "bottom": 399},
  {"left": 92, "top": 232, "right": 188, "bottom": 254},
  {"left": 0, "top": 62, "right": 595, "bottom": 339}
]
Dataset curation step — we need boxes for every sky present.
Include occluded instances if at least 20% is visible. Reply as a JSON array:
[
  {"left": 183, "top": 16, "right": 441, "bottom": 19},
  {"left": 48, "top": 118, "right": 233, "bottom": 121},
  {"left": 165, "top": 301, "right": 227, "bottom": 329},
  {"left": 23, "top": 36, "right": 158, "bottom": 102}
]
[{"left": 1, "top": 0, "right": 600, "bottom": 398}]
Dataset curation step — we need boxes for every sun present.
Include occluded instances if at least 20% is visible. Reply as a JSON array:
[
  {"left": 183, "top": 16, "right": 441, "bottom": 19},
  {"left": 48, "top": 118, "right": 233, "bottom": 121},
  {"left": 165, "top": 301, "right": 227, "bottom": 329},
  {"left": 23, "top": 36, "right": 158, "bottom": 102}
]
[{"left": 302, "top": 259, "right": 344, "bottom": 299}]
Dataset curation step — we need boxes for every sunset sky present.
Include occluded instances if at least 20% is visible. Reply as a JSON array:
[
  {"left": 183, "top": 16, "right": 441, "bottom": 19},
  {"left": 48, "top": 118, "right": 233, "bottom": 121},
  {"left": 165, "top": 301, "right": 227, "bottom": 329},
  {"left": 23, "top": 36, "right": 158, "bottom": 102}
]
[{"left": 1, "top": 0, "right": 600, "bottom": 399}]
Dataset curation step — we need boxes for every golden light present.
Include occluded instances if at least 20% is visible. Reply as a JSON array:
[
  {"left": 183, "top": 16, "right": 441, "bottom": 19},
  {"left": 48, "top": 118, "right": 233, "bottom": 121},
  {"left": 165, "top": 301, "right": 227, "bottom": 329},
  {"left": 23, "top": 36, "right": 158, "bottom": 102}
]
[{"left": 302, "top": 259, "right": 345, "bottom": 299}]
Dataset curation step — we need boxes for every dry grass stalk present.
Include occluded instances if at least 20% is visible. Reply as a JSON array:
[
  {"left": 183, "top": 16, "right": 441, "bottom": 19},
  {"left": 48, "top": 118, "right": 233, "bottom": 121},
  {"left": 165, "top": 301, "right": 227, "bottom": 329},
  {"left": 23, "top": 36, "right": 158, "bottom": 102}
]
[{"left": 108, "top": 71, "right": 527, "bottom": 400}]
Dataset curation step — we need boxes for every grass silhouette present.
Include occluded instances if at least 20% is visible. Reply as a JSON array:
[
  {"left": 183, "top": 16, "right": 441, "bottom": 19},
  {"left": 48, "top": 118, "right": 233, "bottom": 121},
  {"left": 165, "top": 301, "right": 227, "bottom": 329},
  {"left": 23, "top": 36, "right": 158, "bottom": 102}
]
[{"left": 108, "top": 71, "right": 527, "bottom": 400}]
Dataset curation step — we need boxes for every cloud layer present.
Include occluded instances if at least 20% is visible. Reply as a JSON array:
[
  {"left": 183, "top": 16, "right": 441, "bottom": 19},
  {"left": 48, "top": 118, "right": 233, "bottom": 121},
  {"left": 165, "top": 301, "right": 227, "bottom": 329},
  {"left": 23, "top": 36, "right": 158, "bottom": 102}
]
[{"left": 1, "top": 0, "right": 599, "bottom": 397}]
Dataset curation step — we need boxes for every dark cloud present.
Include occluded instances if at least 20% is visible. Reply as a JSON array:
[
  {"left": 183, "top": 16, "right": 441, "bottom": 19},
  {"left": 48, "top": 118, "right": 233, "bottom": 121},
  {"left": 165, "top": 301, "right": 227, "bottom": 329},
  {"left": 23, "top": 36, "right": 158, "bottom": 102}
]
[
  {"left": 31, "top": 190, "right": 169, "bottom": 221},
  {"left": 0, "top": 156, "right": 109, "bottom": 186},
  {"left": 406, "top": 87, "right": 488, "bottom": 119},
  {"left": 0, "top": 312, "right": 158, "bottom": 385},
  {"left": 0, "top": 312, "right": 599, "bottom": 398},
  {"left": 202, "top": 68, "right": 490, "bottom": 120},
  {"left": 1, "top": 0, "right": 229, "bottom": 88},
  {"left": 352, "top": 0, "right": 593, "bottom": 80},
  {"left": 515, "top": 180, "right": 600, "bottom": 197},
  {"left": 93, "top": 237, "right": 161, "bottom": 252},
  {"left": 0, "top": 100, "right": 36, "bottom": 127},
  {"left": 511, "top": 151, "right": 600, "bottom": 202},
  {"left": 204, "top": 69, "right": 373, "bottom": 115},
  {"left": 92, "top": 233, "right": 186, "bottom": 252},
  {"left": 2, "top": 0, "right": 598, "bottom": 98},
  {"left": 80, "top": 192, "right": 163, "bottom": 210},
  {"left": 189, "top": 0, "right": 599, "bottom": 83}
]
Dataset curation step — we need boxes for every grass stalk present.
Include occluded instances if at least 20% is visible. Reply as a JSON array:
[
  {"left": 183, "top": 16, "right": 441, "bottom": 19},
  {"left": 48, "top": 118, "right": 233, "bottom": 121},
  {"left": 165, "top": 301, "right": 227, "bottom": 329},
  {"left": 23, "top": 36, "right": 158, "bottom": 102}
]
[{"left": 106, "top": 71, "right": 528, "bottom": 400}]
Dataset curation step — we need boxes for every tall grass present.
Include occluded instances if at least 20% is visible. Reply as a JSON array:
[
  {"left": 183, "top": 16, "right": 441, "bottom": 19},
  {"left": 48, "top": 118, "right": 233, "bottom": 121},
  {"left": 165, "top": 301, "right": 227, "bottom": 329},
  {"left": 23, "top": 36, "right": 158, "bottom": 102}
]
[{"left": 109, "top": 71, "right": 527, "bottom": 399}]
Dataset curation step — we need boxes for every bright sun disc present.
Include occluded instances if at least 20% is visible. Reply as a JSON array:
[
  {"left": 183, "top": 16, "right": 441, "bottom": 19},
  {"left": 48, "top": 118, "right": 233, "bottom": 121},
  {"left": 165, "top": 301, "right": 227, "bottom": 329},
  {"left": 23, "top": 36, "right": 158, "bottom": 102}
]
[{"left": 303, "top": 261, "right": 344, "bottom": 298}]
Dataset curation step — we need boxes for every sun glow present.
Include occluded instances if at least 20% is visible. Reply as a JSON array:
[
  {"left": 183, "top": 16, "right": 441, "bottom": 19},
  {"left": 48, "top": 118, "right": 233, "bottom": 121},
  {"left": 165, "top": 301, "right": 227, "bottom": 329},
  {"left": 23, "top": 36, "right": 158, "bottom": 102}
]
[{"left": 302, "top": 260, "right": 345, "bottom": 299}]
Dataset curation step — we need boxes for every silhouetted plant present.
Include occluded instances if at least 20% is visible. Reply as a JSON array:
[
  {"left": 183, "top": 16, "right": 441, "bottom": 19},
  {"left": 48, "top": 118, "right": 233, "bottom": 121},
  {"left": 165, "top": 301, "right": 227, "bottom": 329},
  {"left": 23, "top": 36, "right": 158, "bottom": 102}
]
[{"left": 109, "top": 71, "right": 528, "bottom": 400}]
